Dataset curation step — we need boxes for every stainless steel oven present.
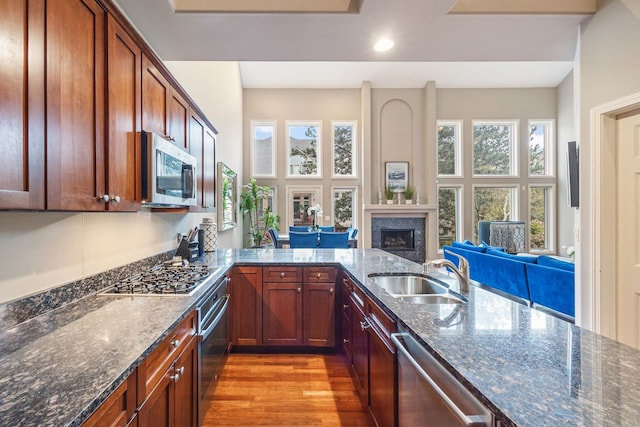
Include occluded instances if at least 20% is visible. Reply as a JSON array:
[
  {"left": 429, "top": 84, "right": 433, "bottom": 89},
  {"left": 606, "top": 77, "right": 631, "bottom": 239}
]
[{"left": 197, "top": 276, "right": 229, "bottom": 424}]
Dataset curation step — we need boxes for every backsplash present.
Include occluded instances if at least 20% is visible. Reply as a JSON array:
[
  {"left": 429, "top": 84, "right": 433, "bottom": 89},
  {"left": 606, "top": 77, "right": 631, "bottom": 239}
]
[{"left": 0, "top": 251, "right": 174, "bottom": 333}]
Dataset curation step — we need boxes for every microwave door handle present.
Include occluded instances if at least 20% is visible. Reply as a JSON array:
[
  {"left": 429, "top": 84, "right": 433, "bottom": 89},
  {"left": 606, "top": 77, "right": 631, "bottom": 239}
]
[{"left": 183, "top": 165, "right": 194, "bottom": 198}]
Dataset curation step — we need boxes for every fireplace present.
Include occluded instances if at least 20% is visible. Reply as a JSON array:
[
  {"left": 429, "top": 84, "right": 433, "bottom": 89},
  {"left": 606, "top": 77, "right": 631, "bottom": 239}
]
[
  {"left": 381, "top": 229, "right": 415, "bottom": 251},
  {"left": 372, "top": 218, "right": 425, "bottom": 263}
]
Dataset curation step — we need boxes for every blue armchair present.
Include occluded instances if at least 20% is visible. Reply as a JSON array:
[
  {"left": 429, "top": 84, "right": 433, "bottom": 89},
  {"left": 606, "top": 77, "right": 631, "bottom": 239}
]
[
  {"left": 266, "top": 228, "right": 279, "bottom": 248},
  {"left": 318, "top": 226, "right": 335, "bottom": 232},
  {"left": 318, "top": 231, "right": 349, "bottom": 249},
  {"left": 288, "top": 231, "right": 319, "bottom": 248},
  {"left": 347, "top": 227, "right": 358, "bottom": 239},
  {"left": 289, "top": 225, "right": 310, "bottom": 232}
]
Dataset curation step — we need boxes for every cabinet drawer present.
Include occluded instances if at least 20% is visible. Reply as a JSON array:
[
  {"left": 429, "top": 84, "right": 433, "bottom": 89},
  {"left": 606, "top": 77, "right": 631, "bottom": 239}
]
[
  {"left": 366, "top": 297, "right": 396, "bottom": 342},
  {"left": 303, "top": 267, "right": 337, "bottom": 283},
  {"left": 263, "top": 266, "right": 302, "bottom": 283},
  {"left": 137, "top": 311, "right": 196, "bottom": 403}
]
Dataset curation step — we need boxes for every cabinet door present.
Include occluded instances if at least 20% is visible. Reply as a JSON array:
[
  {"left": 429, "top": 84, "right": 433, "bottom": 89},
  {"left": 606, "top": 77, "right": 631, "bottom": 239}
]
[
  {"left": 263, "top": 283, "right": 303, "bottom": 346},
  {"left": 138, "top": 371, "right": 173, "bottom": 427},
  {"left": 0, "top": 0, "right": 45, "bottom": 209},
  {"left": 141, "top": 55, "right": 169, "bottom": 137},
  {"left": 188, "top": 111, "right": 215, "bottom": 211},
  {"left": 303, "top": 282, "right": 336, "bottom": 347},
  {"left": 46, "top": 0, "right": 106, "bottom": 211},
  {"left": 351, "top": 298, "right": 369, "bottom": 400},
  {"left": 369, "top": 326, "right": 396, "bottom": 427},
  {"left": 342, "top": 298, "right": 352, "bottom": 362},
  {"left": 168, "top": 90, "right": 189, "bottom": 150},
  {"left": 174, "top": 337, "right": 198, "bottom": 427},
  {"left": 106, "top": 15, "right": 141, "bottom": 211},
  {"left": 231, "top": 266, "right": 263, "bottom": 346}
]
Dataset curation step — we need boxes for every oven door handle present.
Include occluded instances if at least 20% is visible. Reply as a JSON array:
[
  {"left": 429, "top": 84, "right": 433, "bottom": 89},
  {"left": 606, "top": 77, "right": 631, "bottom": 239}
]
[{"left": 199, "top": 295, "right": 229, "bottom": 341}]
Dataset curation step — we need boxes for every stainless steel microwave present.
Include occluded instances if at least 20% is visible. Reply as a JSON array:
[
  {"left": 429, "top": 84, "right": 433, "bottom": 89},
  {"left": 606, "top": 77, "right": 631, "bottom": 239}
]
[{"left": 140, "top": 132, "right": 197, "bottom": 207}]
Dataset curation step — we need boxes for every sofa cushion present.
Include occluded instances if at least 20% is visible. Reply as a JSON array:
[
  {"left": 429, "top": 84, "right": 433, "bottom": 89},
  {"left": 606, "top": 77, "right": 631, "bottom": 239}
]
[
  {"left": 536, "top": 255, "right": 575, "bottom": 272},
  {"left": 526, "top": 263, "right": 575, "bottom": 318},
  {"left": 480, "top": 241, "right": 505, "bottom": 252},
  {"left": 451, "top": 240, "right": 486, "bottom": 253},
  {"left": 486, "top": 249, "right": 538, "bottom": 263}
]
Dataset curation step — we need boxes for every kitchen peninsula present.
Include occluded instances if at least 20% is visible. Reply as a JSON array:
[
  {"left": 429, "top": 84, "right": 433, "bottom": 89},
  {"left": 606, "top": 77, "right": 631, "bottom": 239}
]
[{"left": 1, "top": 249, "right": 639, "bottom": 426}]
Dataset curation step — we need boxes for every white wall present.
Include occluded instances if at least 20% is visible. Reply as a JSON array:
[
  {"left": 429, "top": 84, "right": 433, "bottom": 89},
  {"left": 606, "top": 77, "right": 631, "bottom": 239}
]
[
  {"left": 166, "top": 61, "right": 245, "bottom": 249},
  {"left": 0, "top": 62, "right": 244, "bottom": 304},
  {"left": 577, "top": 0, "right": 640, "bottom": 329}
]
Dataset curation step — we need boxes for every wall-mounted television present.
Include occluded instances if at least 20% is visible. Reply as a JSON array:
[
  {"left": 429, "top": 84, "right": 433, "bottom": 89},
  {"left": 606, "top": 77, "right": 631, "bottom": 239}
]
[{"left": 566, "top": 141, "right": 579, "bottom": 208}]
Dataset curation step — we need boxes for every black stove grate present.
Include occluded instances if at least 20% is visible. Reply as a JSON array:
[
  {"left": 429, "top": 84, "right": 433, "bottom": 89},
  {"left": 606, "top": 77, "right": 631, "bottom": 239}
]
[{"left": 108, "top": 264, "right": 211, "bottom": 295}]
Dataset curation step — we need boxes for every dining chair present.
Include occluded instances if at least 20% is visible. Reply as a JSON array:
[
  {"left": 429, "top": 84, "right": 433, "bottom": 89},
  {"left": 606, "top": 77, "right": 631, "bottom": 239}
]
[
  {"left": 288, "top": 231, "right": 319, "bottom": 248},
  {"left": 289, "top": 225, "right": 310, "bottom": 232},
  {"left": 318, "top": 226, "right": 335, "bottom": 232},
  {"left": 267, "top": 228, "right": 279, "bottom": 248},
  {"left": 318, "top": 231, "right": 349, "bottom": 249},
  {"left": 347, "top": 227, "right": 358, "bottom": 239}
]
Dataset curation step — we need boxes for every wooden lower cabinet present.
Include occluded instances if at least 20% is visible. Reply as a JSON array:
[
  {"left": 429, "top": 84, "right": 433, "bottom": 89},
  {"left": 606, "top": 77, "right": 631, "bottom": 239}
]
[
  {"left": 369, "top": 325, "right": 396, "bottom": 427},
  {"left": 230, "top": 266, "right": 263, "bottom": 346},
  {"left": 303, "top": 267, "right": 336, "bottom": 348},
  {"left": 82, "top": 371, "right": 136, "bottom": 427},
  {"left": 263, "top": 282, "right": 303, "bottom": 345},
  {"left": 350, "top": 293, "right": 368, "bottom": 399}
]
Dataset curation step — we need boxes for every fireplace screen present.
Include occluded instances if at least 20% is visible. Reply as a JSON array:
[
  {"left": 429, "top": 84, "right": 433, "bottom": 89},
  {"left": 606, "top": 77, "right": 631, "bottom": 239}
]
[{"left": 381, "top": 229, "right": 415, "bottom": 251}]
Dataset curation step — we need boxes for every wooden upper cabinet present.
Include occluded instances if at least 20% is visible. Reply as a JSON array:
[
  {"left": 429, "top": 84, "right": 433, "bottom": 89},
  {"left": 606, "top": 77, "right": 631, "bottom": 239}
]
[
  {"left": 46, "top": 0, "right": 106, "bottom": 211},
  {"left": 0, "top": 0, "right": 45, "bottom": 209},
  {"left": 106, "top": 15, "right": 142, "bottom": 211},
  {"left": 189, "top": 111, "right": 216, "bottom": 211},
  {"left": 142, "top": 55, "right": 189, "bottom": 150}
]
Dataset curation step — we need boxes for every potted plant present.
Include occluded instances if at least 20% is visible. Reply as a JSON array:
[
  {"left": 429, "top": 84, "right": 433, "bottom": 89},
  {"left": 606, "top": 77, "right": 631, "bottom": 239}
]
[
  {"left": 239, "top": 178, "right": 280, "bottom": 247},
  {"left": 384, "top": 185, "right": 395, "bottom": 204},
  {"left": 404, "top": 185, "right": 415, "bottom": 204}
]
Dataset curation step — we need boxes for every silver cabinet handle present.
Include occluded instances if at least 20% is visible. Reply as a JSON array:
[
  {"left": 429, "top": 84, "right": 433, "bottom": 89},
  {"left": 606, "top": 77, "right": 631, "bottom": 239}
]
[
  {"left": 343, "top": 304, "right": 349, "bottom": 309},
  {"left": 360, "top": 320, "right": 370, "bottom": 331},
  {"left": 171, "top": 339, "right": 180, "bottom": 348},
  {"left": 176, "top": 366, "right": 185, "bottom": 375},
  {"left": 98, "top": 194, "right": 110, "bottom": 203},
  {"left": 110, "top": 195, "right": 120, "bottom": 204},
  {"left": 329, "top": 288, "right": 334, "bottom": 294},
  {"left": 317, "top": 273, "right": 322, "bottom": 279},
  {"left": 297, "top": 287, "right": 301, "bottom": 293},
  {"left": 343, "top": 338, "right": 349, "bottom": 344},
  {"left": 169, "top": 373, "right": 180, "bottom": 382},
  {"left": 280, "top": 272, "right": 285, "bottom": 278}
]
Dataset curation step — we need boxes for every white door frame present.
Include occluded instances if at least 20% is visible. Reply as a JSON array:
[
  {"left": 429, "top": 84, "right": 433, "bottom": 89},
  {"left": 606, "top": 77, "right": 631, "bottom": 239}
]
[{"left": 590, "top": 92, "right": 640, "bottom": 338}]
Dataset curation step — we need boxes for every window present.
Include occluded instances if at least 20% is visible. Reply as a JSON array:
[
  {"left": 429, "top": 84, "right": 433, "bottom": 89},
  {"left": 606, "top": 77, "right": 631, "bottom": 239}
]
[
  {"left": 438, "top": 186, "right": 461, "bottom": 250},
  {"left": 472, "top": 121, "right": 518, "bottom": 176},
  {"left": 332, "top": 121, "right": 357, "bottom": 178},
  {"left": 437, "top": 121, "right": 462, "bottom": 176},
  {"left": 286, "top": 185, "right": 323, "bottom": 227},
  {"left": 332, "top": 187, "right": 357, "bottom": 231},
  {"left": 529, "top": 185, "right": 554, "bottom": 252},
  {"left": 472, "top": 186, "right": 517, "bottom": 242},
  {"left": 287, "top": 121, "right": 321, "bottom": 177},
  {"left": 250, "top": 121, "right": 276, "bottom": 178},
  {"left": 528, "top": 120, "right": 555, "bottom": 177}
]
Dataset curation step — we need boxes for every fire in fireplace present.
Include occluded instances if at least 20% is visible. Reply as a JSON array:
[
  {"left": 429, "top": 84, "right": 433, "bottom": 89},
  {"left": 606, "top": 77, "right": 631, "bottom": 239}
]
[{"left": 381, "top": 228, "right": 415, "bottom": 251}]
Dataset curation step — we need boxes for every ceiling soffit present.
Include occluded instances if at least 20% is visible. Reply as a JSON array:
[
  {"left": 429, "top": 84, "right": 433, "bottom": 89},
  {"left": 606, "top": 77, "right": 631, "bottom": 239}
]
[
  {"left": 168, "top": 0, "right": 361, "bottom": 13},
  {"left": 449, "top": 0, "right": 597, "bottom": 14}
]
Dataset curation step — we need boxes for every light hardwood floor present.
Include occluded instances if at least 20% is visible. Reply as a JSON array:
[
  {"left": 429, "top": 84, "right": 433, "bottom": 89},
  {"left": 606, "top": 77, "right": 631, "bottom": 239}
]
[{"left": 201, "top": 353, "right": 374, "bottom": 426}]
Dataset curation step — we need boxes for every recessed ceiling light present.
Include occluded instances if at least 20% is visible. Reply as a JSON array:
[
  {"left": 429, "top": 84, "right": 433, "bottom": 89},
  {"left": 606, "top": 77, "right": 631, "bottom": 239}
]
[{"left": 374, "top": 39, "right": 394, "bottom": 52}]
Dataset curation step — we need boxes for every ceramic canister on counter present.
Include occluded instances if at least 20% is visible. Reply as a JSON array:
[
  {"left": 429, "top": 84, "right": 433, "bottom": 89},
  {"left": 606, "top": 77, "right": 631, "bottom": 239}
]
[{"left": 201, "top": 218, "right": 217, "bottom": 252}]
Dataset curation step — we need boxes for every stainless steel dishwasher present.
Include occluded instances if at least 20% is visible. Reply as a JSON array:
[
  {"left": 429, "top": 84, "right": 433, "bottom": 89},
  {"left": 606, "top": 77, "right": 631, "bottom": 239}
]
[{"left": 391, "top": 332, "right": 494, "bottom": 427}]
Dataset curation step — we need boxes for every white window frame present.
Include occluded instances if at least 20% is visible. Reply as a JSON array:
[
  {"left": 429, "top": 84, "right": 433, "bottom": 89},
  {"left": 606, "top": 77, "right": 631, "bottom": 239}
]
[
  {"left": 331, "top": 121, "right": 358, "bottom": 179},
  {"left": 528, "top": 120, "right": 556, "bottom": 178},
  {"left": 472, "top": 120, "right": 519, "bottom": 178},
  {"left": 331, "top": 186, "right": 358, "bottom": 230},
  {"left": 528, "top": 184, "right": 556, "bottom": 254},
  {"left": 437, "top": 185, "right": 463, "bottom": 253},
  {"left": 250, "top": 120, "right": 277, "bottom": 178},
  {"left": 286, "top": 120, "right": 322, "bottom": 178},
  {"left": 437, "top": 120, "right": 463, "bottom": 177}
]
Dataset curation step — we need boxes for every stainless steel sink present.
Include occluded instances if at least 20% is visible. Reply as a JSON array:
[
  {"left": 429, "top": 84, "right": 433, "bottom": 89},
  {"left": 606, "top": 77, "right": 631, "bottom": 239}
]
[{"left": 368, "top": 273, "right": 466, "bottom": 305}]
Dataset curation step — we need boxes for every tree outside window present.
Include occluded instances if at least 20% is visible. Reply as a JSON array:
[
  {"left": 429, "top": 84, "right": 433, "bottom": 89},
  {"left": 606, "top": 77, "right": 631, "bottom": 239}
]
[
  {"left": 332, "top": 122, "right": 357, "bottom": 177},
  {"left": 437, "top": 121, "right": 461, "bottom": 176},
  {"left": 332, "top": 187, "right": 356, "bottom": 231},
  {"left": 473, "top": 121, "right": 517, "bottom": 176},
  {"left": 473, "top": 186, "right": 516, "bottom": 241},
  {"left": 530, "top": 186, "right": 553, "bottom": 250},
  {"left": 438, "top": 187, "right": 460, "bottom": 249},
  {"left": 529, "top": 120, "right": 554, "bottom": 176},
  {"left": 287, "top": 122, "right": 321, "bottom": 177}
]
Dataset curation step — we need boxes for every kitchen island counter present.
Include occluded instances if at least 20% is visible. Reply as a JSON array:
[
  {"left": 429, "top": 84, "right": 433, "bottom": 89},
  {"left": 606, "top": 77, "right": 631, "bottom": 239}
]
[{"left": 1, "top": 248, "right": 639, "bottom": 426}]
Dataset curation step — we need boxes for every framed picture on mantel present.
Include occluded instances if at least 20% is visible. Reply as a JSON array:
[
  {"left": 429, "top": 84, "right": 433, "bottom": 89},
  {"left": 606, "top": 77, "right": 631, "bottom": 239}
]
[{"left": 385, "top": 162, "right": 408, "bottom": 192}]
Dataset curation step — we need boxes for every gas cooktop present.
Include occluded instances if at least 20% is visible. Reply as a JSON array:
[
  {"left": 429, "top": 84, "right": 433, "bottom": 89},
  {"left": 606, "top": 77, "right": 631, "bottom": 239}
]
[{"left": 101, "top": 261, "right": 212, "bottom": 296}]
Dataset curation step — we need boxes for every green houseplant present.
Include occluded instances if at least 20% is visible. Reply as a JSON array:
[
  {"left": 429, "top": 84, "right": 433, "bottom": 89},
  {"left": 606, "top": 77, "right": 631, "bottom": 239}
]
[
  {"left": 239, "top": 178, "right": 280, "bottom": 247},
  {"left": 384, "top": 185, "right": 395, "bottom": 204},
  {"left": 404, "top": 185, "right": 415, "bottom": 204}
]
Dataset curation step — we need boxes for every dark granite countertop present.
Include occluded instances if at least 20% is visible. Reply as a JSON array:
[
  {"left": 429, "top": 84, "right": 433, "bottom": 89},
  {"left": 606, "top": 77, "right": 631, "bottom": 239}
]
[{"left": 0, "top": 248, "right": 639, "bottom": 426}]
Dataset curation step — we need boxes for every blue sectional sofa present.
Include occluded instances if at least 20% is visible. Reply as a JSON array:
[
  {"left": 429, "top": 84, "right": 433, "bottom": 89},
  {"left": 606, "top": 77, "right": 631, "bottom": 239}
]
[{"left": 443, "top": 241, "right": 575, "bottom": 320}]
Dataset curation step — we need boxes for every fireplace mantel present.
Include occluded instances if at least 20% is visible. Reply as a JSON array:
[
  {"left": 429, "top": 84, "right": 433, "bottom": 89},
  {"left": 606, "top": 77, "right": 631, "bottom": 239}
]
[{"left": 362, "top": 203, "right": 438, "bottom": 261}]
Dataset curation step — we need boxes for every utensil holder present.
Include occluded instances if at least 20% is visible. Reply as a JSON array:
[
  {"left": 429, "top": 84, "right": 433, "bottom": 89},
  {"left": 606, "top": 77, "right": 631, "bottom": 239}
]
[{"left": 201, "top": 220, "right": 217, "bottom": 252}]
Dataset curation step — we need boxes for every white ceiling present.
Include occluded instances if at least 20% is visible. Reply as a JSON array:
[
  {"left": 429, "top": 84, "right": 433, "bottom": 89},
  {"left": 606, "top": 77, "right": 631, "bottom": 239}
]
[{"left": 113, "top": 0, "right": 590, "bottom": 88}]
